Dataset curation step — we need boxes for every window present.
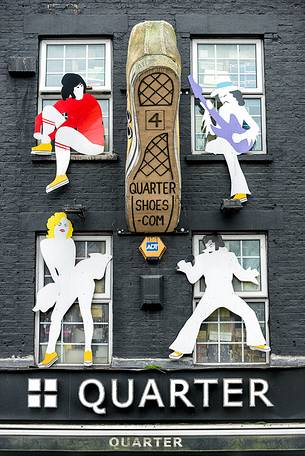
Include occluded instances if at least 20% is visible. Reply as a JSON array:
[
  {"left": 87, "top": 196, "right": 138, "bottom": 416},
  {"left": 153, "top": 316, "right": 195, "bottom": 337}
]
[
  {"left": 39, "top": 39, "right": 112, "bottom": 152},
  {"left": 35, "top": 235, "right": 112, "bottom": 366},
  {"left": 192, "top": 39, "right": 266, "bottom": 154},
  {"left": 193, "top": 234, "right": 269, "bottom": 365}
]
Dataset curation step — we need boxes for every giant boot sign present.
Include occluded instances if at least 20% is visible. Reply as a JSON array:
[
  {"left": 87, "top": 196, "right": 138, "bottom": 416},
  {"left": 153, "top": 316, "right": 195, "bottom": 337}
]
[{"left": 125, "top": 21, "right": 181, "bottom": 233}]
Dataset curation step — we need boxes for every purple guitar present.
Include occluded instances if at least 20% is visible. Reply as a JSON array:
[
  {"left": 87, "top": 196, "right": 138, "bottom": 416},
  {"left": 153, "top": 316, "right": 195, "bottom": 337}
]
[{"left": 188, "top": 75, "right": 254, "bottom": 155}]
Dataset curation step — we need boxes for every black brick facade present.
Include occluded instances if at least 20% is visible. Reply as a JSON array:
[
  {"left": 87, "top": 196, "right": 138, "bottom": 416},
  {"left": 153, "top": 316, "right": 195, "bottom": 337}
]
[{"left": 0, "top": 0, "right": 304, "bottom": 362}]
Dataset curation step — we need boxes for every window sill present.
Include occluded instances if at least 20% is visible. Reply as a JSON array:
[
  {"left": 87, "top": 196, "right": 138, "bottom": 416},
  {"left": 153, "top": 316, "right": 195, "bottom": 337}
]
[
  {"left": 185, "top": 154, "right": 273, "bottom": 163},
  {"left": 31, "top": 152, "right": 119, "bottom": 162}
]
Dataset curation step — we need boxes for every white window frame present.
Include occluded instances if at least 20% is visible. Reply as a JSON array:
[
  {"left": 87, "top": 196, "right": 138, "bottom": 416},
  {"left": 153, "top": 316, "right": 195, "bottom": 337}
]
[
  {"left": 34, "top": 234, "right": 113, "bottom": 367},
  {"left": 39, "top": 39, "right": 112, "bottom": 93},
  {"left": 191, "top": 39, "right": 266, "bottom": 154},
  {"left": 192, "top": 233, "right": 269, "bottom": 366},
  {"left": 193, "top": 233, "right": 268, "bottom": 299},
  {"left": 38, "top": 39, "right": 113, "bottom": 153}
]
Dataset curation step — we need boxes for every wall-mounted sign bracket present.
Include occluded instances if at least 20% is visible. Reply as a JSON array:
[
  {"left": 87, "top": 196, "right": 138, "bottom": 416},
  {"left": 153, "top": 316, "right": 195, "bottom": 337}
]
[
  {"left": 62, "top": 204, "right": 86, "bottom": 221},
  {"left": 220, "top": 199, "right": 243, "bottom": 212},
  {"left": 117, "top": 227, "right": 189, "bottom": 235}
]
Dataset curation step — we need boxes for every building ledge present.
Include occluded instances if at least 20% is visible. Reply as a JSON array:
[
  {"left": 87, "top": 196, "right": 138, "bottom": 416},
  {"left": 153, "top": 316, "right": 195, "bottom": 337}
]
[
  {"left": 185, "top": 154, "right": 273, "bottom": 163},
  {"left": 31, "top": 152, "right": 119, "bottom": 162}
]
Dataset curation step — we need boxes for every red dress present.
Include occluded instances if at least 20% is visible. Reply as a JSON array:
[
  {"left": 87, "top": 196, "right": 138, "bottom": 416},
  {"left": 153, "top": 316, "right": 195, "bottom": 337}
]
[{"left": 35, "top": 94, "right": 104, "bottom": 146}]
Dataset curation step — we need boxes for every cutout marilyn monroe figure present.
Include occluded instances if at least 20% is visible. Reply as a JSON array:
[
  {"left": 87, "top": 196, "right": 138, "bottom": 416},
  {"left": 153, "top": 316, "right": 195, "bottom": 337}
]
[
  {"left": 33, "top": 212, "right": 112, "bottom": 368},
  {"left": 189, "top": 75, "right": 259, "bottom": 205},
  {"left": 169, "top": 233, "right": 270, "bottom": 360},
  {"left": 32, "top": 73, "right": 104, "bottom": 193}
]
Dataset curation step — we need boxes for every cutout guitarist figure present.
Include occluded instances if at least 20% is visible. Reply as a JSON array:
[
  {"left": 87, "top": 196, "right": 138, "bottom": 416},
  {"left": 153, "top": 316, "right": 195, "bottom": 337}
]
[{"left": 189, "top": 75, "right": 259, "bottom": 205}]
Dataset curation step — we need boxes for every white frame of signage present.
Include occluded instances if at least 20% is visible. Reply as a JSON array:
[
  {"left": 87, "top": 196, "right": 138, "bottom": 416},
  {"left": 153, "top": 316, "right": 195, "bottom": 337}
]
[
  {"left": 191, "top": 38, "right": 266, "bottom": 154},
  {"left": 34, "top": 234, "right": 113, "bottom": 367}
]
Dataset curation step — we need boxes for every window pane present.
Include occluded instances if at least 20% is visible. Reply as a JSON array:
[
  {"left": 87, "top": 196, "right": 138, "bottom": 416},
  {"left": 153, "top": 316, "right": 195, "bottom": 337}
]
[
  {"left": 88, "top": 59, "right": 104, "bottom": 72},
  {"left": 47, "top": 45, "right": 64, "bottom": 59},
  {"left": 87, "top": 241, "right": 106, "bottom": 255},
  {"left": 94, "top": 345, "right": 108, "bottom": 364},
  {"left": 196, "top": 344, "right": 218, "bottom": 363},
  {"left": 198, "top": 44, "right": 215, "bottom": 59},
  {"left": 46, "top": 74, "right": 62, "bottom": 87},
  {"left": 242, "top": 240, "right": 260, "bottom": 257},
  {"left": 219, "top": 323, "right": 242, "bottom": 342},
  {"left": 216, "top": 44, "right": 238, "bottom": 59},
  {"left": 248, "top": 302, "right": 265, "bottom": 321},
  {"left": 244, "top": 345, "right": 266, "bottom": 363},
  {"left": 76, "top": 241, "right": 86, "bottom": 258},
  {"left": 88, "top": 44, "right": 105, "bottom": 59},
  {"left": 92, "top": 325, "right": 108, "bottom": 343},
  {"left": 63, "top": 345, "right": 84, "bottom": 364},
  {"left": 65, "top": 59, "right": 86, "bottom": 73},
  {"left": 46, "top": 60, "right": 64, "bottom": 73},
  {"left": 220, "top": 344, "right": 242, "bottom": 363},
  {"left": 219, "top": 308, "right": 242, "bottom": 322},
  {"left": 87, "top": 73, "right": 105, "bottom": 85},
  {"left": 92, "top": 304, "right": 109, "bottom": 322},
  {"left": 225, "top": 240, "right": 241, "bottom": 257},
  {"left": 95, "top": 279, "right": 105, "bottom": 294},
  {"left": 65, "top": 44, "right": 86, "bottom": 58},
  {"left": 239, "top": 44, "right": 256, "bottom": 59}
]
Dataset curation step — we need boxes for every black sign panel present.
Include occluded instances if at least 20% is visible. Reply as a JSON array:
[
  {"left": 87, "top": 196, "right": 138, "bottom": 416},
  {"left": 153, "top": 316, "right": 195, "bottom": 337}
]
[{"left": 0, "top": 368, "right": 303, "bottom": 422}]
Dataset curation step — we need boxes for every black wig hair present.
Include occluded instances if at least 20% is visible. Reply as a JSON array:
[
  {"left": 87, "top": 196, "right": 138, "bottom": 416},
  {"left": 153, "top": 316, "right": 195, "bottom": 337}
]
[
  {"left": 61, "top": 73, "right": 87, "bottom": 100},
  {"left": 202, "top": 233, "right": 225, "bottom": 251},
  {"left": 215, "top": 90, "right": 245, "bottom": 107}
]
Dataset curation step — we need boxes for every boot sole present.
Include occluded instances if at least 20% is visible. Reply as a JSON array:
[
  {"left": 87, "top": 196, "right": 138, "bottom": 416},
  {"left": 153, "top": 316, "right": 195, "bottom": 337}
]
[
  {"left": 38, "top": 355, "right": 58, "bottom": 368},
  {"left": 126, "top": 67, "right": 180, "bottom": 233},
  {"left": 46, "top": 179, "right": 69, "bottom": 193}
]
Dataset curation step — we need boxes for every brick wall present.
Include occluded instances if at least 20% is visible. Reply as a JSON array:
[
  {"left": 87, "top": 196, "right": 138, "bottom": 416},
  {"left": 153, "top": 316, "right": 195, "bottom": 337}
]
[{"left": 0, "top": 0, "right": 304, "bottom": 360}]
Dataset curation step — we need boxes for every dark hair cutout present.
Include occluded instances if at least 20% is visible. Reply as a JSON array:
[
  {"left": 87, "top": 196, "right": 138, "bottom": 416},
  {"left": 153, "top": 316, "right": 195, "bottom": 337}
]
[
  {"left": 61, "top": 73, "right": 87, "bottom": 100},
  {"left": 215, "top": 90, "right": 244, "bottom": 107},
  {"left": 202, "top": 233, "right": 225, "bottom": 251}
]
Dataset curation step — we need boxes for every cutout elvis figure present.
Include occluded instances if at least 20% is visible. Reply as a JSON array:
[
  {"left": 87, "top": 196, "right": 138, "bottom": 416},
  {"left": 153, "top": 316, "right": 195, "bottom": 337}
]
[
  {"left": 189, "top": 75, "right": 259, "bottom": 205},
  {"left": 33, "top": 212, "right": 112, "bottom": 368},
  {"left": 169, "top": 233, "right": 270, "bottom": 360},
  {"left": 32, "top": 73, "right": 105, "bottom": 193}
]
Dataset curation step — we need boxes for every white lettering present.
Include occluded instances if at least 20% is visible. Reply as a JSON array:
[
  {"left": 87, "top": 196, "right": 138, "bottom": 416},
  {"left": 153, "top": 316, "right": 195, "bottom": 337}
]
[
  {"left": 249, "top": 378, "right": 274, "bottom": 407},
  {"left": 132, "top": 437, "right": 141, "bottom": 447},
  {"left": 170, "top": 379, "right": 194, "bottom": 408},
  {"left": 223, "top": 379, "right": 243, "bottom": 407},
  {"left": 174, "top": 437, "right": 183, "bottom": 448},
  {"left": 138, "top": 379, "right": 165, "bottom": 408},
  {"left": 109, "top": 437, "right": 119, "bottom": 448},
  {"left": 143, "top": 437, "right": 152, "bottom": 447},
  {"left": 194, "top": 378, "right": 218, "bottom": 407},
  {"left": 112, "top": 379, "right": 134, "bottom": 408},
  {"left": 78, "top": 379, "right": 106, "bottom": 414}
]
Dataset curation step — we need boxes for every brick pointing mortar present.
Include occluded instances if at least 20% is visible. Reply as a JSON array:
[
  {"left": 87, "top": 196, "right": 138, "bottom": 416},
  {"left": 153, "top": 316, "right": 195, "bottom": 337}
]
[{"left": 0, "top": 0, "right": 304, "bottom": 362}]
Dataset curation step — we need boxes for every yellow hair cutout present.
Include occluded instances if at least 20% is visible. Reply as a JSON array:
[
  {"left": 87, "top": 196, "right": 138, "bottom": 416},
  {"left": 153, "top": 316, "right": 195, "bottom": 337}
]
[{"left": 46, "top": 212, "right": 73, "bottom": 239}]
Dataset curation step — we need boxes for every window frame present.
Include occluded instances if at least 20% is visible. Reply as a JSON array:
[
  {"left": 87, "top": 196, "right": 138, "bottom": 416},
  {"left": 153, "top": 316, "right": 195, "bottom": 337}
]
[
  {"left": 191, "top": 38, "right": 266, "bottom": 154},
  {"left": 193, "top": 233, "right": 268, "bottom": 298},
  {"left": 39, "top": 39, "right": 112, "bottom": 93},
  {"left": 192, "top": 233, "right": 269, "bottom": 366},
  {"left": 34, "top": 234, "right": 113, "bottom": 367}
]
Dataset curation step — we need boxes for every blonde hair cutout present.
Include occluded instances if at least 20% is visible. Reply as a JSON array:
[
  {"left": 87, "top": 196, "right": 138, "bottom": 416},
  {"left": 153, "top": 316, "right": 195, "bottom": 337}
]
[{"left": 46, "top": 212, "right": 73, "bottom": 239}]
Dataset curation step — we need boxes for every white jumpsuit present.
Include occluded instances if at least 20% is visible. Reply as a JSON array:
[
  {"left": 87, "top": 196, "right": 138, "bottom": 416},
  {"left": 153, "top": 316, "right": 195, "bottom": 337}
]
[{"left": 169, "top": 250, "right": 266, "bottom": 354}]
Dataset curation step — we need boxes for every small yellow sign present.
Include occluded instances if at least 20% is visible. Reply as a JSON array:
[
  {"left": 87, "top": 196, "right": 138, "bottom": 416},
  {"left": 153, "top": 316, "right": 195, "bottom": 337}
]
[{"left": 139, "top": 237, "right": 166, "bottom": 261}]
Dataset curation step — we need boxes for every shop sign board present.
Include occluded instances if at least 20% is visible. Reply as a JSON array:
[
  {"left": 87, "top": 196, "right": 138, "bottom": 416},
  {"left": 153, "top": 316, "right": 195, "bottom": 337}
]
[{"left": 0, "top": 369, "right": 304, "bottom": 422}]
